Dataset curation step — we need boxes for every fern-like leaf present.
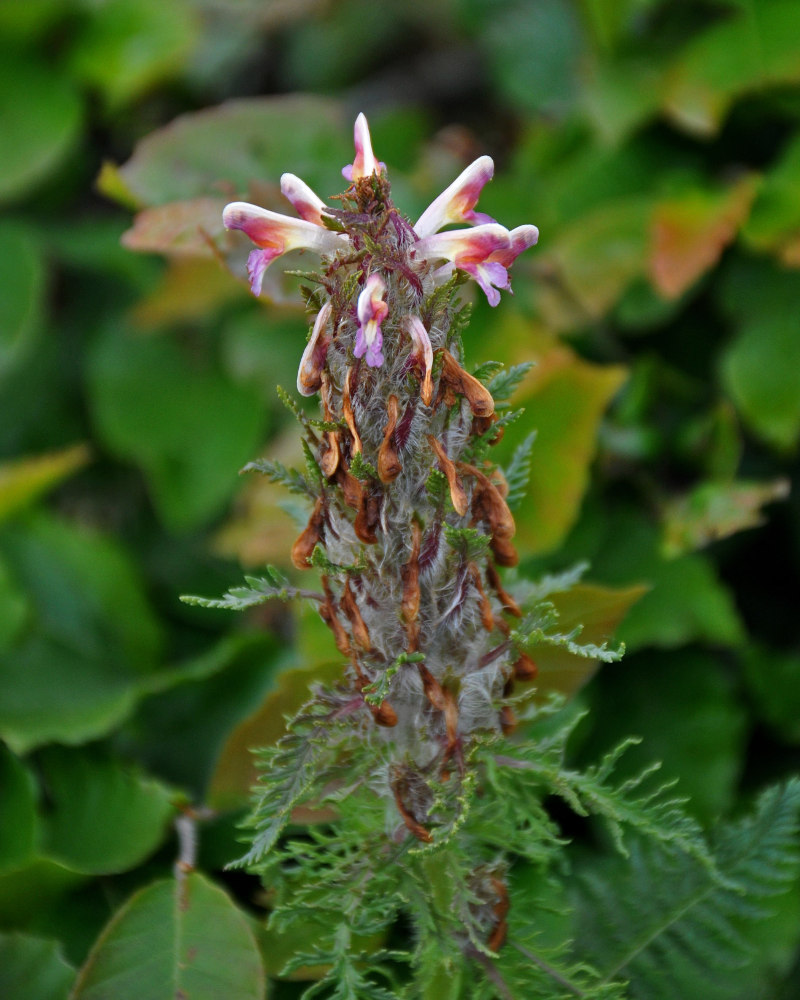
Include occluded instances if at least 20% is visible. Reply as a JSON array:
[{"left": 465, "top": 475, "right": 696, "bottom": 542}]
[
  {"left": 504, "top": 431, "right": 537, "bottom": 511},
  {"left": 180, "top": 566, "right": 321, "bottom": 610},
  {"left": 573, "top": 779, "right": 800, "bottom": 1000}
]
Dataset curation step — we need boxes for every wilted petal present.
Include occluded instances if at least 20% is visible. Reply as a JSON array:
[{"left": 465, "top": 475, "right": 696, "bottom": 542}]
[
  {"left": 354, "top": 273, "right": 389, "bottom": 368},
  {"left": 414, "top": 156, "right": 495, "bottom": 238},
  {"left": 223, "top": 201, "right": 346, "bottom": 296},
  {"left": 280, "top": 173, "right": 328, "bottom": 225},
  {"left": 297, "top": 301, "right": 333, "bottom": 396},
  {"left": 342, "top": 113, "right": 386, "bottom": 182},
  {"left": 405, "top": 315, "right": 433, "bottom": 405}
]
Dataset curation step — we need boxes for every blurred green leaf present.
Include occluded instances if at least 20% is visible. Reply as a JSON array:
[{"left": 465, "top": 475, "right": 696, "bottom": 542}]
[
  {"left": 120, "top": 197, "right": 229, "bottom": 257},
  {"left": 67, "top": 0, "right": 200, "bottom": 110},
  {"left": 0, "top": 513, "right": 164, "bottom": 753},
  {"left": 662, "top": 478, "right": 790, "bottom": 557},
  {"left": 0, "top": 932, "right": 74, "bottom": 1000},
  {"left": 39, "top": 748, "right": 174, "bottom": 876},
  {"left": 582, "top": 650, "right": 747, "bottom": 822},
  {"left": 0, "top": 221, "right": 46, "bottom": 380},
  {"left": 743, "top": 645, "right": 800, "bottom": 744},
  {"left": 0, "top": 444, "right": 90, "bottom": 523},
  {"left": 101, "top": 95, "right": 350, "bottom": 208},
  {"left": 463, "top": 0, "right": 585, "bottom": 116},
  {"left": 663, "top": 0, "right": 800, "bottom": 135},
  {"left": 87, "top": 323, "right": 266, "bottom": 532},
  {"left": 0, "top": 746, "right": 38, "bottom": 875},
  {"left": 584, "top": 505, "right": 745, "bottom": 651},
  {"left": 719, "top": 261, "right": 800, "bottom": 450},
  {"left": 0, "top": 859, "right": 85, "bottom": 926},
  {"left": 0, "top": 51, "right": 82, "bottom": 203},
  {"left": 0, "top": 0, "right": 68, "bottom": 41},
  {"left": 71, "top": 873, "right": 265, "bottom": 1000},
  {"left": 742, "top": 132, "right": 800, "bottom": 260},
  {"left": 0, "top": 555, "right": 29, "bottom": 652},
  {"left": 208, "top": 656, "right": 343, "bottom": 811}
]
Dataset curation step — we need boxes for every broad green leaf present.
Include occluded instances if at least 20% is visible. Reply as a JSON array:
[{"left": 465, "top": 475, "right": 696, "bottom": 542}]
[
  {"left": 649, "top": 176, "right": 757, "bottom": 300},
  {"left": 39, "top": 748, "right": 174, "bottom": 876},
  {"left": 548, "top": 197, "right": 650, "bottom": 319},
  {"left": 99, "top": 94, "right": 350, "bottom": 208},
  {"left": 582, "top": 504, "right": 745, "bottom": 651},
  {"left": 532, "top": 582, "right": 648, "bottom": 699},
  {"left": 0, "top": 933, "right": 74, "bottom": 1000},
  {"left": 208, "top": 657, "right": 343, "bottom": 811},
  {"left": 0, "top": 859, "right": 84, "bottom": 926},
  {"left": 71, "top": 873, "right": 265, "bottom": 1000},
  {"left": 0, "top": 221, "right": 46, "bottom": 378},
  {"left": 662, "top": 478, "right": 790, "bottom": 557},
  {"left": 0, "top": 51, "right": 83, "bottom": 202},
  {"left": 87, "top": 322, "right": 266, "bottom": 532},
  {"left": 130, "top": 632, "right": 283, "bottom": 796},
  {"left": 742, "top": 645, "right": 800, "bottom": 744},
  {"left": 0, "top": 746, "right": 38, "bottom": 874},
  {"left": 0, "top": 0, "right": 68, "bottom": 41},
  {"left": 463, "top": 0, "right": 585, "bottom": 117},
  {"left": 663, "top": 0, "right": 800, "bottom": 136},
  {"left": 0, "top": 444, "right": 90, "bottom": 523},
  {"left": 0, "top": 513, "right": 164, "bottom": 752},
  {"left": 67, "top": 0, "right": 200, "bottom": 110},
  {"left": 0, "top": 554, "right": 29, "bottom": 651},
  {"left": 583, "top": 650, "right": 747, "bottom": 821},
  {"left": 499, "top": 321, "right": 627, "bottom": 555},
  {"left": 742, "top": 132, "right": 800, "bottom": 260},
  {"left": 583, "top": 54, "right": 666, "bottom": 145},
  {"left": 719, "top": 261, "right": 800, "bottom": 450}
]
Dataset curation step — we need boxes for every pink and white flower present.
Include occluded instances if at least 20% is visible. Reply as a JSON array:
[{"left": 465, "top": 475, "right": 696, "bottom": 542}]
[
  {"left": 354, "top": 274, "right": 389, "bottom": 368},
  {"left": 223, "top": 201, "right": 346, "bottom": 296},
  {"left": 342, "top": 113, "right": 386, "bottom": 182},
  {"left": 413, "top": 156, "right": 495, "bottom": 238},
  {"left": 405, "top": 315, "right": 434, "bottom": 406},
  {"left": 415, "top": 222, "right": 538, "bottom": 306},
  {"left": 297, "top": 302, "right": 333, "bottom": 397}
]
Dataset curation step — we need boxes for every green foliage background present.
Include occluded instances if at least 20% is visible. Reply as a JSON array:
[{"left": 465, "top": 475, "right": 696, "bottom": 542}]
[{"left": 1, "top": 0, "right": 799, "bottom": 996}]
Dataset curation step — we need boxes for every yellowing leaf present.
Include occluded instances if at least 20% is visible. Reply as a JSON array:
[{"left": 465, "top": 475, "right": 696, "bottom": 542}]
[
  {"left": 662, "top": 478, "right": 790, "bottom": 558},
  {"left": 548, "top": 197, "right": 650, "bottom": 319},
  {"left": 649, "top": 177, "right": 757, "bottom": 300},
  {"left": 208, "top": 656, "right": 342, "bottom": 812},
  {"left": 0, "top": 444, "right": 90, "bottom": 523},
  {"left": 504, "top": 321, "right": 627, "bottom": 555},
  {"left": 534, "top": 582, "right": 648, "bottom": 699},
  {"left": 130, "top": 257, "right": 242, "bottom": 328}
]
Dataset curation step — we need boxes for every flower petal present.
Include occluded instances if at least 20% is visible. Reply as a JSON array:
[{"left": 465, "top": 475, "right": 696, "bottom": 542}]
[
  {"left": 414, "top": 223, "right": 512, "bottom": 267},
  {"left": 488, "top": 224, "right": 539, "bottom": 267},
  {"left": 413, "top": 156, "right": 495, "bottom": 238},
  {"left": 280, "top": 173, "right": 328, "bottom": 225},
  {"left": 342, "top": 113, "right": 385, "bottom": 181},
  {"left": 297, "top": 301, "right": 333, "bottom": 396},
  {"left": 405, "top": 315, "right": 434, "bottom": 405}
]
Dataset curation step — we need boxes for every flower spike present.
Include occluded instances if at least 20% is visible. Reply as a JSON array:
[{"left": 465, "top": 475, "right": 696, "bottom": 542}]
[
  {"left": 414, "top": 155, "right": 496, "bottom": 238},
  {"left": 223, "top": 201, "right": 346, "bottom": 296},
  {"left": 342, "top": 113, "right": 385, "bottom": 182},
  {"left": 354, "top": 273, "right": 388, "bottom": 368}
]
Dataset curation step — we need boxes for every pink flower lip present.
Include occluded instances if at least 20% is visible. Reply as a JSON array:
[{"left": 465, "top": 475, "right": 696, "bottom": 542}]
[
  {"left": 414, "top": 155, "right": 496, "bottom": 238},
  {"left": 354, "top": 273, "right": 389, "bottom": 368},
  {"left": 342, "top": 113, "right": 386, "bottom": 182}
]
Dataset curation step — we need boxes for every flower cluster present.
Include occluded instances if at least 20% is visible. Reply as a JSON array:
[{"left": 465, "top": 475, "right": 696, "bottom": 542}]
[{"left": 223, "top": 113, "right": 538, "bottom": 387}]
